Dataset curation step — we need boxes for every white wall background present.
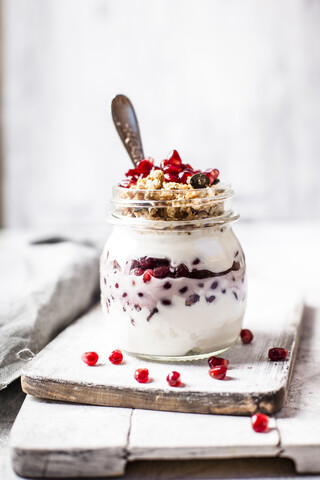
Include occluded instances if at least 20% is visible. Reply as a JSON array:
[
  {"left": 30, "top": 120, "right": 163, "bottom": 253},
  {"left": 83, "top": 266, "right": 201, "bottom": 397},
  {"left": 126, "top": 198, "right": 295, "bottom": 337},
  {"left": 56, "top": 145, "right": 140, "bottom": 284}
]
[{"left": 1, "top": 0, "right": 320, "bottom": 227}]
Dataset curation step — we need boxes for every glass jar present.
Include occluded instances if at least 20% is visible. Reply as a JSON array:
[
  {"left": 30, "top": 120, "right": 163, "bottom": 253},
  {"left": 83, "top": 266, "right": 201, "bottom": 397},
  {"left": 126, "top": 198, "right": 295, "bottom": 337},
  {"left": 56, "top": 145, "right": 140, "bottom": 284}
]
[{"left": 100, "top": 182, "right": 247, "bottom": 361}]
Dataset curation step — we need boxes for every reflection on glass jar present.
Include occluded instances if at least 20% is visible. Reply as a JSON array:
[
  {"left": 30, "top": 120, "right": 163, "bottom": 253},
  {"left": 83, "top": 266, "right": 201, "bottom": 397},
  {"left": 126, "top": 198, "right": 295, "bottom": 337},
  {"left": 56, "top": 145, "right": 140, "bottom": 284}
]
[{"left": 100, "top": 182, "right": 247, "bottom": 361}]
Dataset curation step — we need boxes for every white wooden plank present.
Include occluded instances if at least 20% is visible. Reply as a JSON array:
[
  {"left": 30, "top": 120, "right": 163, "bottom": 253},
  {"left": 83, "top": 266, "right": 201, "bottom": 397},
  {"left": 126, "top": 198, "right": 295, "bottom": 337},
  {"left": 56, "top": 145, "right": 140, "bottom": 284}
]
[
  {"left": 8, "top": 303, "right": 320, "bottom": 477},
  {"left": 20, "top": 278, "right": 304, "bottom": 415},
  {"left": 128, "top": 409, "right": 279, "bottom": 460},
  {"left": 9, "top": 396, "right": 131, "bottom": 478},
  {"left": 277, "top": 305, "right": 320, "bottom": 473}
]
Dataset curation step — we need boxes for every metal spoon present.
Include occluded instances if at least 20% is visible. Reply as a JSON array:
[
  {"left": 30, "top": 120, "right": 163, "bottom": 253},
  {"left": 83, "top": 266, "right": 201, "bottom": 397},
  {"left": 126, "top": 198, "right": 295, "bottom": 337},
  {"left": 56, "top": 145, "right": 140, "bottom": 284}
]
[{"left": 111, "top": 94, "right": 145, "bottom": 167}]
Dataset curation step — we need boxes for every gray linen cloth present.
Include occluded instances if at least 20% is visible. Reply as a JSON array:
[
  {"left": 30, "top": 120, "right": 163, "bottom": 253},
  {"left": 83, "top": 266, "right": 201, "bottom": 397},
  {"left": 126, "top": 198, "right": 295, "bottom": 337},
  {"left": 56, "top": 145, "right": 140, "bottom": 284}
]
[{"left": 0, "top": 232, "right": 101, "bottom": 390}]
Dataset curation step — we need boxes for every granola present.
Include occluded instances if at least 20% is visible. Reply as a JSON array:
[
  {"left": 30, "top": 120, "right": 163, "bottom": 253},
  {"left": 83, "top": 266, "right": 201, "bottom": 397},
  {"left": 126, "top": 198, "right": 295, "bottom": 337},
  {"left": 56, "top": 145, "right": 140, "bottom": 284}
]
[{"left": 116, "top": 150, "right": 226, "bottom": 221}]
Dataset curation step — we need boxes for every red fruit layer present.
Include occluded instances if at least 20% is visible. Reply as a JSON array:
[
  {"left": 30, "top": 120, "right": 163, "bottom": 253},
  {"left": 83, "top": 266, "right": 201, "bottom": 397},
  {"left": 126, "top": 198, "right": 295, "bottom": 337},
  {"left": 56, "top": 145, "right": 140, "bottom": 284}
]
[{"left": 129, "top": 256, "right": 241, "bottom": 280}]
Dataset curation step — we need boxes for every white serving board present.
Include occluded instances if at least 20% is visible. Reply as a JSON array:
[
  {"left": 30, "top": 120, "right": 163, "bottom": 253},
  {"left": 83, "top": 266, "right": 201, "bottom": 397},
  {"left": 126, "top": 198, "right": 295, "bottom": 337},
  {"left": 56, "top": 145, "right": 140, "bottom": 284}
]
[
  {"left": 20, "top": 279, "right": 304, "bottom": 415},
  {"left": 9, "top": 303, "right": 320, "bottom": 477}
]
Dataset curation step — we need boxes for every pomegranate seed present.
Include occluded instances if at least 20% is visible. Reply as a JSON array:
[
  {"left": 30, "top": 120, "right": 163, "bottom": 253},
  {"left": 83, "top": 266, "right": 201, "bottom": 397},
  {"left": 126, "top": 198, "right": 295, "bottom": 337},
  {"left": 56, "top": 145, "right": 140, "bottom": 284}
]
[
  {"left": 211, "top": 168, "right": 219, "bottom": 180},
  {"left": 268, "top": 348, "right": 288, "bottom": 361},
  {"left": 167, "top": 150, "right": 182, "bottom": 166},
  {"left": 209, "top": 365, "right": 227, "bottom": 380},
  {"left": 134, "top": 368, "right": 149, "bottom": 383},
  {"left": 204, "top": 170, "right": 214, "bottom": 184},
  {"left": 143, "top": 269, "right": 154, "bottom": 282},
  {"left": 251, "top": 413, "right": 269, "bottom": 433},
  {"left": 209, "top": 365, "right": 228, "bottom": 380},
  {"left": 164, "top": 172, "right": 179, "bottom": 183},
  {"left": 81, "top": 351, "right": 99, "bottom": 366},
  {"left": 136, "top": 158, "right": 154, "bottom": 174},
  {"left": 133, "top": 268, "right": 144, "bottom": 276},
  {"left": 166, "top": 371, "right": 181, "bottom": 387},
  {"left": 163, "top": 164, "right": 182, "bottom": 175},
  {"left": 240, "top": 329, "right": 254, "bottom": 344},
  {"left": 208, "top": 356, "right": 229, "bottom": 368},
  {"left": 160, "top": 159, "right": 169, "bottom": 169},
  {"left": 181, "top": 163, "right": 194, "bottom": 171},
  {"left": 125, "top": 168, "right": 138, "bottom": 178},
  {"left": 178, "top": 170, "right": 193, "bottom": 184},
  {"left": 109, "top": 349, "right": 123, "bottom": 365}
]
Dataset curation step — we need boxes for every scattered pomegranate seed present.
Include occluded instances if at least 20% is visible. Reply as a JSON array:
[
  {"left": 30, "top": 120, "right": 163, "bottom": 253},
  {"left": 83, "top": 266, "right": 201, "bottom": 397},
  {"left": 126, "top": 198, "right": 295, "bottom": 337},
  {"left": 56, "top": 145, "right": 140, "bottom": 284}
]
[
  {"left": 166, "top": 371, "right": 181, "bottom": 387},
  {"left": 167, "top": 150, "right": 182, "bottom": 166},
  {"left": 240, "top": 329, "right": 254, "bottom": 344},
  {"left": 251, "top": 413, "right": 269, "bottom": 433},
  {"left": 268, "top": 348, "right": 288, "bottom": 361},
  {"left": 109, "top": 349, "right": 123, "bottom": 365},
  {"left": 143, "top": 269, "right": 154, "bottom": 283},
  {"left": 208, "top": 356, "right": 229, "bottom": 368},
  {"left": 81, "top": 351, "right": 99, "bottom": 366},
  {"left": 209, "top": 365, "right": 227, "bottom": 380},
  {"left": 134, "top": 368, "right": 149, "bottom": 383}
]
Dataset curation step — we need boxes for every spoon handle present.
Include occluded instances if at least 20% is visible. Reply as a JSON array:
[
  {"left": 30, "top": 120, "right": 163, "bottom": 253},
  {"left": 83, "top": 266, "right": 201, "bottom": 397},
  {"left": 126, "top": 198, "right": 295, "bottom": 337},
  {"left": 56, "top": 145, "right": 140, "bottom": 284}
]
[{"left": 111, "top": 94, "right": 145, "bottom": 166}]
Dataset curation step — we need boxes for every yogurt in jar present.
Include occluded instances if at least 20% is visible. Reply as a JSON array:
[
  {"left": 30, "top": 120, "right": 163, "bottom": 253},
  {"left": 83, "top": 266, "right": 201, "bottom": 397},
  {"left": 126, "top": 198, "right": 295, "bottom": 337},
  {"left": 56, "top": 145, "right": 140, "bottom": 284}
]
[
  {"left": 100, "top": 223, "right": 246, "bottom": 359},
  {"left": 100, "top": 151, "right": 247, "bottom": 360}
]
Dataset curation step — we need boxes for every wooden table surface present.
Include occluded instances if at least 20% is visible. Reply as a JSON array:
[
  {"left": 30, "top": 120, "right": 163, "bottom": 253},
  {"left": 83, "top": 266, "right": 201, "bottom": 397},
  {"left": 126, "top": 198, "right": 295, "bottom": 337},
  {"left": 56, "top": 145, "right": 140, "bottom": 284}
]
[{"left": 1, "top": 221, "right": 320, "bottom": 480}]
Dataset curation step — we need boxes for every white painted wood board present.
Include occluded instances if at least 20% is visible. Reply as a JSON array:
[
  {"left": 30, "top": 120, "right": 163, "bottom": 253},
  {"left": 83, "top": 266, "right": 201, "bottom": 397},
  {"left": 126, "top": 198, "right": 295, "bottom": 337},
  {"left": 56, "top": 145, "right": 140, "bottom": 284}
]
[
  {"left": 276, "top": 305, "right": 320, "bottom": 473},
  {"left": 9, "top": 301, "right": 320, "bottom": 477},
  {"left": 9, "top": 397, "right": 131, "bottom": 478},
  {"left": 20, "top": 279, "right": 304, "bottom": 415}
]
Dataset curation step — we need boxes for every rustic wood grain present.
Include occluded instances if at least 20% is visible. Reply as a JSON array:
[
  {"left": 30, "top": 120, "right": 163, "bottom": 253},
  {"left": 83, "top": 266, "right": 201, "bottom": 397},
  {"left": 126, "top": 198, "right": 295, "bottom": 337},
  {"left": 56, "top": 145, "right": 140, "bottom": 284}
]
[{"left": 21, "top": 279, "right": 304, "bottom": 415}]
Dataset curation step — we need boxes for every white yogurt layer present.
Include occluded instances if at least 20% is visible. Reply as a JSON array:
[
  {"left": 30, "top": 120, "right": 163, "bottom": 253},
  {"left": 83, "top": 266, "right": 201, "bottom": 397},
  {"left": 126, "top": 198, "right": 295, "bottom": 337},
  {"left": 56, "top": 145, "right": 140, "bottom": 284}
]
[{"left": 100, "top": 225, "right": 247, "bottom": 357}]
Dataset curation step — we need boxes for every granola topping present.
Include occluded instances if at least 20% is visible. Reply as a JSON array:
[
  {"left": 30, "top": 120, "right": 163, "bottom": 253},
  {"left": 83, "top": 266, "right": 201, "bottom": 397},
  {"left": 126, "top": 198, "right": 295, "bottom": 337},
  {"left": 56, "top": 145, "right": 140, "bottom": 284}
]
[{"left": 116, "top": 150, "right": 230, "bottom": 221}]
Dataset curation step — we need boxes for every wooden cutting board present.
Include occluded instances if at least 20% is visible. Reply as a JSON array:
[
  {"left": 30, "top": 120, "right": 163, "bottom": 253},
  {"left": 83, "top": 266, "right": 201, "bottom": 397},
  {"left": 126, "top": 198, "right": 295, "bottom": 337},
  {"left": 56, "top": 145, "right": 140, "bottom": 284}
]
[
  {"left": 21, "top": 278, "right": 304, "bottom": 416},
  {"left": 11, "top": 303, "right": 320, "bottom": 478}
]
